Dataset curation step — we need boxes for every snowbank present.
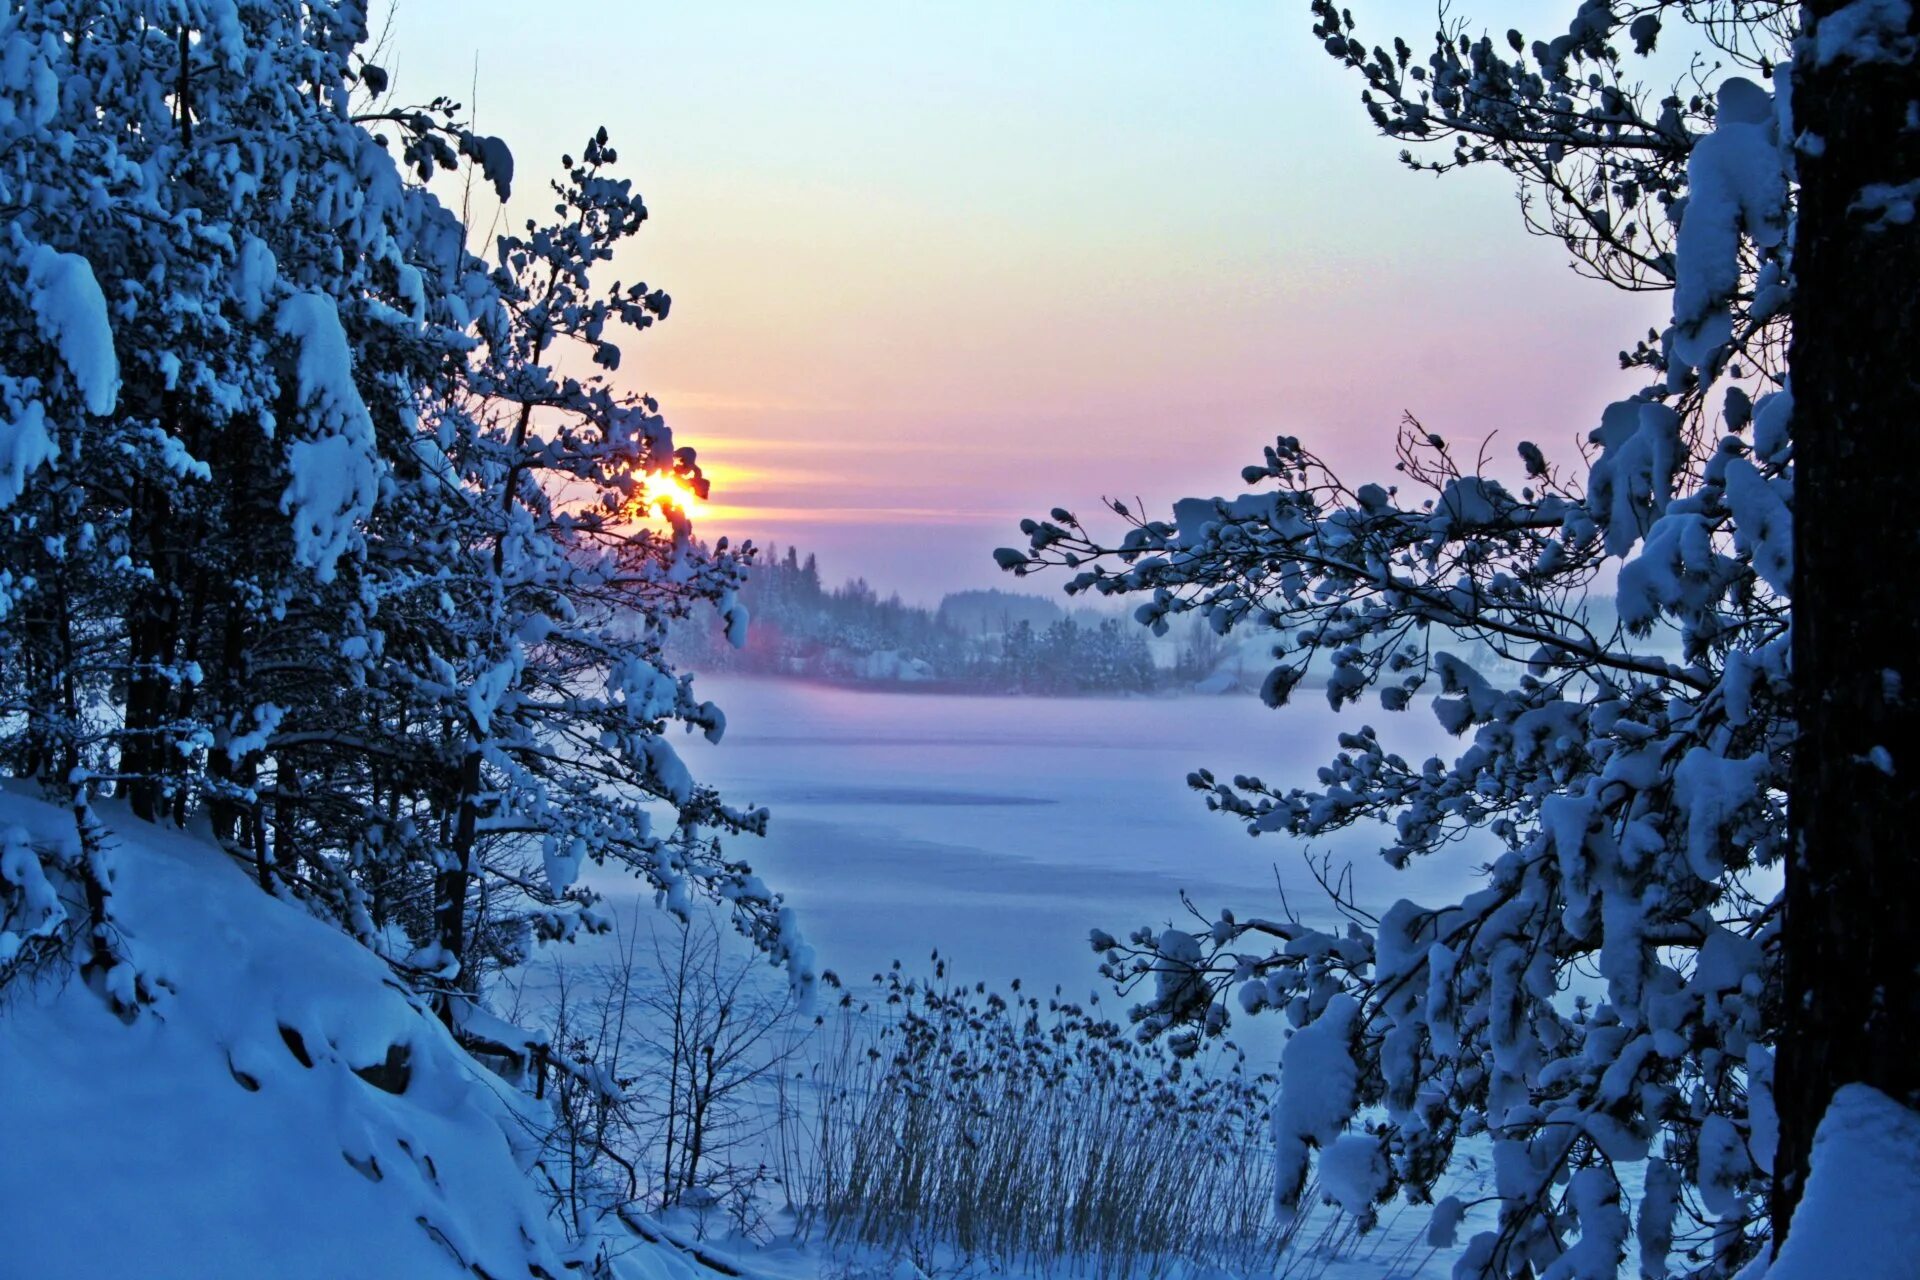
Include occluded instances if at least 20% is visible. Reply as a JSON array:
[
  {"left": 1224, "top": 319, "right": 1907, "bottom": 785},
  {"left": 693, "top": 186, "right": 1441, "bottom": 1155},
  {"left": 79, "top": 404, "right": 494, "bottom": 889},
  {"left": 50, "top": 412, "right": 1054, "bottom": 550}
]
[
  {"left": 1767, "top": 1084, "right": 1920, "bottom": 1280},
  {"left": 0, "top": 785, "right": 691, "bottom": 1280}
]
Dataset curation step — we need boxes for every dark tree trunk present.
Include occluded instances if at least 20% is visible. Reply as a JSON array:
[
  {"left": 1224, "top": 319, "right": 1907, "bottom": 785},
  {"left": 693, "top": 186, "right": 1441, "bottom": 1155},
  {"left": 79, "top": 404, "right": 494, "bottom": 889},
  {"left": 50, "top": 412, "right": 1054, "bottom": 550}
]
[
  {"left": 15, "top": 564, "right": 78, "bottom": 786},
  {"left": 1776, "top": 3, "right": 1920, "bottom": 1248},
  {"left": 434, "top": 746, "right": 484, "bottom": 1026},
  {"left": 206, "top": 422, "right": 265, "bottom": 864},
  {"left": 169, "top": 560, "right": 213, "bottom": 828},
  {"left": 123, "top": 471, "right": 181, "bottom": 823},
  {"left": 54, "top": 568, "right": 79, "bottom": 786},
  {"left": 206, "top": 600, "right": 262, "bottom": 876},
  {"left": 17, "top": 588, "right": 58, "bottom": 783}
]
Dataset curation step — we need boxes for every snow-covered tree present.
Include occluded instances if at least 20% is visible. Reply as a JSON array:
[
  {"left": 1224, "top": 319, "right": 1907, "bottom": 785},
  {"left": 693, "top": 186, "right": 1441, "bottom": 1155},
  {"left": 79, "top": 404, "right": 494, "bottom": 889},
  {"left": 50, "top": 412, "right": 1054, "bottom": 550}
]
[
  {"left": 0, "top": 2, "right": 802, "bottom": 1026},
  {"left": 1000, "top": 2, "right": 1913, "bottom": 1272},
  {"left": 390, "top": 128, "right": 792, "bottom": 1015},
  {"left": 2, "top": 0, "right": 496, "bottom": 994}
]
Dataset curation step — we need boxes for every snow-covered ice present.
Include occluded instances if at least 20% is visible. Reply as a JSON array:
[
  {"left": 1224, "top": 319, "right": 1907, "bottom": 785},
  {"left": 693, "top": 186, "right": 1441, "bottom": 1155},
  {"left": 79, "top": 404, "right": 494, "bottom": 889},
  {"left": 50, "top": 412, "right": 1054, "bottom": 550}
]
[{"left": 650, "top": 676, "right": 1473, "bottom": 1018}]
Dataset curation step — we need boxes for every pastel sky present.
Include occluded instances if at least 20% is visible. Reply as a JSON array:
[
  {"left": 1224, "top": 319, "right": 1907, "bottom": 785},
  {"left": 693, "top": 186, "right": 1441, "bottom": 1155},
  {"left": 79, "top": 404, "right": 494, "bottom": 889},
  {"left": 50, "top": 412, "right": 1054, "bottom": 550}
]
[{"left": 381, "top": 1, "right": 1661, "bottom": 603}]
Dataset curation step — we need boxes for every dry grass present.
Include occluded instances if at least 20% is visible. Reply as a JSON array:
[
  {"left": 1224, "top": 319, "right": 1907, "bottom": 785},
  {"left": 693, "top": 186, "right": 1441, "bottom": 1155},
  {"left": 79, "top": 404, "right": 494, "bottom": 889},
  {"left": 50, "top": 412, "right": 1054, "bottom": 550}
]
[{"left": 775, "top": 958, "right": 1301, "bottom": 1279}]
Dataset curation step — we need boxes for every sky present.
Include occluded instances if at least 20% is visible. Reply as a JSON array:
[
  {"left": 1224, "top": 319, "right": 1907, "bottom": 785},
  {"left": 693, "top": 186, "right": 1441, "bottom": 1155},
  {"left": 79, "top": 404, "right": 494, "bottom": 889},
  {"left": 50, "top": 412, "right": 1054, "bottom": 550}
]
[{"left": 379, "top": 1, "right": 1663, "bottom": 603}]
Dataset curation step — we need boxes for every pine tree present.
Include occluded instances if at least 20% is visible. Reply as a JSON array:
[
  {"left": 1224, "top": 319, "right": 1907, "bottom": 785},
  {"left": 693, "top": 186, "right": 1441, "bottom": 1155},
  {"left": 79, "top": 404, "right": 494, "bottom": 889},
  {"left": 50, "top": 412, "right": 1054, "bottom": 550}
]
[
  {"left": 0, "top": 2, "right": 804, "bottom": 1017},
  {"left": 1, "top": 0, "right": 500, "bottom": 994}
]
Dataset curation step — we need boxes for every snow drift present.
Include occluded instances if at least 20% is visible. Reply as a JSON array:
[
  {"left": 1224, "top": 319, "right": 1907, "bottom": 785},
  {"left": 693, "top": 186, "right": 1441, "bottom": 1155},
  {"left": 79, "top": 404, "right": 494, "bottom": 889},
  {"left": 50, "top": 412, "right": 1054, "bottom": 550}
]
[{"left": 0, "top": 783, "right": 690, "bottom": 1280}]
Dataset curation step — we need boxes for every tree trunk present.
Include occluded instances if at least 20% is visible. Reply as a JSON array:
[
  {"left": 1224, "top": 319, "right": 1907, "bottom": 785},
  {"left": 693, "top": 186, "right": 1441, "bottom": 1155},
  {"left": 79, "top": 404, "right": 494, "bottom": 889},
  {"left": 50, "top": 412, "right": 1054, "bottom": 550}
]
[
  {"left": 433, "top": 746, "right": 483, "bottom": 1026},
  {"left": 123, "top": 472, "right": 181, "bottom": 823},
  {"left": 1776, "top": 4, "right": 1920, "bottom": 1247},
  {"left": 17, "top": 581, "right": 58, "bottom": 783}
]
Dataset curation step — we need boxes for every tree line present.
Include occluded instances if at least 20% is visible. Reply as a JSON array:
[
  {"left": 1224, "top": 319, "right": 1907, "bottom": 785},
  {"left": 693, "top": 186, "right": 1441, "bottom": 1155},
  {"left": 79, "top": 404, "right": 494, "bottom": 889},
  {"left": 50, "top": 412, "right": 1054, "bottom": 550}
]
[{"left": 668, "top": 545, "right": 1165, "bottom": 694}]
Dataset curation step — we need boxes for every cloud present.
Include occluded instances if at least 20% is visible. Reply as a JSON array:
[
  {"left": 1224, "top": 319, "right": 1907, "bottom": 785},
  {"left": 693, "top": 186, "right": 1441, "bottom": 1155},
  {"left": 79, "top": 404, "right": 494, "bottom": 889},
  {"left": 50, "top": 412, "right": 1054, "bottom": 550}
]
[{"left": 702, "top": 504, "right": 1019, "bottom": 527}]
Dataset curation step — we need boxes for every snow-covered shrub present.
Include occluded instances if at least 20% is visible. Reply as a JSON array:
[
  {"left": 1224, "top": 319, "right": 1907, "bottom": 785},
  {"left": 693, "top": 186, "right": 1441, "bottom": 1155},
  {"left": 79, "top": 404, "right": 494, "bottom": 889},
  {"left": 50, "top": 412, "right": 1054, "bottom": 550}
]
[{"left": 504, "top": 911, "right": 803, "bottom": 1231}]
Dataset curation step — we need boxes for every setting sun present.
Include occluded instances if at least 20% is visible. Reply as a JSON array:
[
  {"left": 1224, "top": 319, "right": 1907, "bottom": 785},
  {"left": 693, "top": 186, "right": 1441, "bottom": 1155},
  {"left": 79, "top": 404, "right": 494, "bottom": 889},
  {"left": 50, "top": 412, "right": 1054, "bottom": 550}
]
[{"left": 635, "top": 470, "right": 707, "bottom": 521}]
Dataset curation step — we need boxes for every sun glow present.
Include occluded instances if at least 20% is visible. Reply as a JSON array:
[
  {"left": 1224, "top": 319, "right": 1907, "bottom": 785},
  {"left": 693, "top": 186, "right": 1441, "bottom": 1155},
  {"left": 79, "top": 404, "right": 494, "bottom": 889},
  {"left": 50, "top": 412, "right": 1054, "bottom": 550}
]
[{"left": 632, "top": 470, "right": 709, "bottom": 522}]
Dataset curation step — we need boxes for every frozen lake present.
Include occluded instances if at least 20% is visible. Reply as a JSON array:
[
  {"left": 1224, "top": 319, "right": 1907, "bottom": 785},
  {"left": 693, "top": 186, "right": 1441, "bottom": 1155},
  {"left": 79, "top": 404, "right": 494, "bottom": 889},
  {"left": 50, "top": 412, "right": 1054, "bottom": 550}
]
[
  {"left": 592, "top": 675, "right": 1489, "bottom": 1037},
  {"left": 564, "top": 675, "right": 1509, "bottom": 1271}
]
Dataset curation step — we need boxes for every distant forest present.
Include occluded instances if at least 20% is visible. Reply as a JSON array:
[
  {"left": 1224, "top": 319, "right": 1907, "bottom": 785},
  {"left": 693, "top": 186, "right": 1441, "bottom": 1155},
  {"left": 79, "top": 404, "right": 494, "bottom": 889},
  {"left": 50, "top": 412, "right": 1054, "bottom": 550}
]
[
  {"left": 668, "top": 544, "right": 1227, "bottom": 694},
  {"left": 667, "top": 545, "right": 1662, "bottom": 699}
]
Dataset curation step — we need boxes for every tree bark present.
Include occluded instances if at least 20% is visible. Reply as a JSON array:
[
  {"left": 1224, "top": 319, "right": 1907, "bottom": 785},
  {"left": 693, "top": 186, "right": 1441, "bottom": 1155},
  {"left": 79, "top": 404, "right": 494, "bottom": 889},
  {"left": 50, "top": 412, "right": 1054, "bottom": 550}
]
[
  {"left": 1777, "top": 3, "right": 1920, "bottom": 1247},
  {"left": 123, "top": 471, "right": 180, "bottom": 822},
  {"left": 433, "top": 746, "right": 483, "bottom": 1026}
]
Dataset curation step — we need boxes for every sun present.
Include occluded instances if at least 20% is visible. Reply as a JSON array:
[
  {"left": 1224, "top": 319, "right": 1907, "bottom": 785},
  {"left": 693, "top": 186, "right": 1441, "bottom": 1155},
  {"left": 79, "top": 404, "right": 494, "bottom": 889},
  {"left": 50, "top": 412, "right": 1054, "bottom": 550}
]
[{"left": 633, "top": 470, "right": 707, "bottom": 521}]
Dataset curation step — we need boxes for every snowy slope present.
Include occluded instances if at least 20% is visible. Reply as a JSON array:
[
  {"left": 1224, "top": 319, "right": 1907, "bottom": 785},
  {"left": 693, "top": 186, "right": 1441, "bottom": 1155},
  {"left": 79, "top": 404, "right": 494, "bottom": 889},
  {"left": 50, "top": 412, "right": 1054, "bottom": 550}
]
[
  {"left": 0, "top": 783, "right": 679, "bottom": 1280},
  {"left": 0, "top": 767, "right": 1495, "bottom": 1280}
]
